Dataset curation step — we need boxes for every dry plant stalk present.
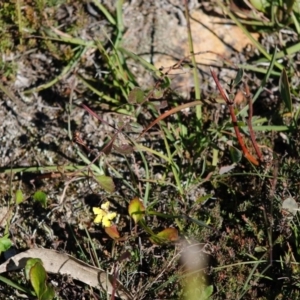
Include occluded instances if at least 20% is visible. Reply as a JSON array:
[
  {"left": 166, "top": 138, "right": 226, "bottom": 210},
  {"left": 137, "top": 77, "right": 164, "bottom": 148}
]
[
  {"left": 210, "top": 68, "right": 261, "bottom": 166},
  {"left": 243, "top": 82, "right": 263, "bottom": 162}
]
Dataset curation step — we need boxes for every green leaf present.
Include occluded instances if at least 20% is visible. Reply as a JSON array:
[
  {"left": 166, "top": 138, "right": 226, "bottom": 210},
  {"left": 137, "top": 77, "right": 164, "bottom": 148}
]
[
  {"left": 150, "top": 228, "right": 179, "bottom": 244},
  {"left": 279, "top": 68, "right": 292, "bottom": 113},
  {"left": 0, "top": 235, "right": 12, "bottom": 255},
  {"left": 33, "top": 191, "right": 47, "bottom": 208},
  {"left": 90, "top": 0, "right": 116, "bottom": 25},
  {"left": 118, "top": 47, "right": 160, "bottom": 74},
  {"left": 233, "top": 68, "right": 244, "bottom": 87},
  {"left": 249, "top": 0, "right": 269, "bottom": 12},
  {"left": 15, "top": 189, "right": 24, "bottom": 204},
  {"left": 203, "top": 285, "right": 214, "bottom": 298},
  {"left": 128, "top": 87, "right": 144, "bottom": 104},
  {"left": 294, "top": 0, "right": 300, "bottom": 13},
  {"left": 229, "top": 146, "right": 242, "bottom": 164},
  {"left": 212, "top": 148, "right": 219, "bottom": 166},
  {"left": 0, "top": 274, "right": 34, "bottom": 295},
  {"left": 96, "top": 175, "right": 115, "bottom": 193},
  {"left": 128, "top": 197, "right": 145, "bottom": 224},
  {"left": 29, "top": 261, "right": 47, "bottom": 299},
  {"left": 255, "top": 246, "right": 267, "bottom": 252},
  {"left": 195, "top": 194, "right": 213, "bottom": 204},
  {"left": 25, "top": 259, "right": 55, "bottom": 300},
  {"left": 151, "top": 87, "right": 168, "bottom": 99},
  {"left": 25, "top": 258, "right": 43, "bottom": 281},
  {"left": 40, "top": 285, "right": 55, "bottom": 300}
]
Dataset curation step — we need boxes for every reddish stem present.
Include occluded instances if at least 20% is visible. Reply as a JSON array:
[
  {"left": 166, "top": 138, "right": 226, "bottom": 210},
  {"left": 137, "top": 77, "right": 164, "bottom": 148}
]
[
  {"left": 211, "top": 69, "right": 259, "bottom": 166},
  {"left": 244, "top": 83, "right": 263, "bottom": 162}
]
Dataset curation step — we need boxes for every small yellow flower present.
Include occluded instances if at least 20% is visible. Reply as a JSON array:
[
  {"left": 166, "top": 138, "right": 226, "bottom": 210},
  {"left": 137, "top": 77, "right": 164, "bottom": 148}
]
[{"left": 93, "top": 201, "right": 117, "bottom": 227}]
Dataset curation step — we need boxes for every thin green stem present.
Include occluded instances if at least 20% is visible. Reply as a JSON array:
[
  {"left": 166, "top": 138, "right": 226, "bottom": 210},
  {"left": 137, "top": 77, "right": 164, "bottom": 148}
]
[{"left": 161, "top": 127, "right": 184, "bottom": 195}]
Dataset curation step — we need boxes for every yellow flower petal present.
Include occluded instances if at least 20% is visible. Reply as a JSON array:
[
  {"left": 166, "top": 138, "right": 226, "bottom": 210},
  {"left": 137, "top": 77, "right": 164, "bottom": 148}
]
[
  {"left": 102, "top": 215, "right": 112, "bottom": 227},
  {"left": 107, "top": 212, "right": 117, "bottom": 220},
  {"left": 94, "top": 214, "right": 104, "bottom": 224},
  {"left": 101, "top": 201, "right": 110, "bottom": 211},
  {"left": 93, "top": 207, "right": 104, "bottom": 215}
]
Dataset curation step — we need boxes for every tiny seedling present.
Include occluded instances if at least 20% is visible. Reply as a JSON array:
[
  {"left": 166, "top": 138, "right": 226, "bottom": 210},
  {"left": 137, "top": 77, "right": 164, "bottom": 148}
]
[
  {"left": 25, "top": 258, "right": 55, "bottom": 300},
  {"left": 33, "top": 191, "right": 48, "bottom": 208},
  {"left": 128, "top": 197, "right": 179, "bottom": 244}
]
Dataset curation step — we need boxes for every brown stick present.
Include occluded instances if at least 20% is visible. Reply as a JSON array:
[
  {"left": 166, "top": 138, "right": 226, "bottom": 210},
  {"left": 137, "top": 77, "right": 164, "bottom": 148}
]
[{"left": 211, "top": 68, "right": 259, "bottom": 166}]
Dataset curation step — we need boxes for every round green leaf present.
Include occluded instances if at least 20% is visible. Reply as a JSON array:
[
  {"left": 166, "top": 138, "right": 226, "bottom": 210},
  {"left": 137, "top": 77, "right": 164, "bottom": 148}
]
[
  {"left": 128, "top": 197, "right": 145, "bottom": 224},
  {"left": 33, "top": 191, "right": 47, "bottom": 208},
  {"left": 96, "top": 175, "right": 115, "bottom": 193},
  {"left": 128, "top": 87, "right": 144, "bottom": 104}
]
